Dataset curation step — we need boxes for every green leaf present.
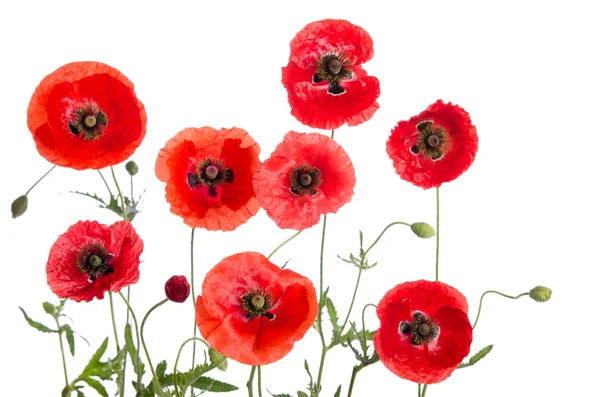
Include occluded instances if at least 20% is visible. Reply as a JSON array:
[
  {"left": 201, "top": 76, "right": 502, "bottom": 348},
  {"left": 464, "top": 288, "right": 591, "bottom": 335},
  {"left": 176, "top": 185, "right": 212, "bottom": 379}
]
[
  {"left": 43, "top": 302, "right": 56, "bottom": 315},
  {"left": 61, "top": 324, "right": 75, "bottom": 356},
  {"left": 192, "top": 376, "right": 238, "bottom": 392},
  {"left": 209, "top": 348, "right": 228, "bottom": 371},
  {"left": 297, "top": 392, "right": 309, "bottom": 397},
  {"left": 124, "top": 324, "right": 145, "bottom": 378},
  {"left": 84, "top": 377, "right": 108, "bottom": 397},
  {"left": 268, "top": 393, "right": 293, "bottom": 397},
  {"left": 458, "top": 345, "right": 493, "bottom": 369},
  {"left": 333, "top": 385, "right": 342, "bottom": 397},
  {"left": 82, "top": 338, "right": 109, "bottom": 375},
  {"left": 156, "top": 360, "right": 167, "bottom": 381},
  {"left": 69, "top": 191, "right": 108, "bottom": 206},
  {"left": 19, "top": 307, "right": 57, "bottom": 333},
  {"left": 177, "top": 363, "right": 215, "bottom": 395},
  {"left": 326, "top": 297, "right": 340, "bottom": 341}
]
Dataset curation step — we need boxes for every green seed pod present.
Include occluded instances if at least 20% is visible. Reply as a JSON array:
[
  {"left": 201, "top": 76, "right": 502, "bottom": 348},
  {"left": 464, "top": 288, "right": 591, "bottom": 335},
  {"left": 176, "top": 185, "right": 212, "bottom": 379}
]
[
  {"left": 125, "top": 160, "right": 139, "bottom": 176},
  {"left": 411, "top": 222, "right": 436, "bottom": 239},
  {"left": 11, "top": 195, "right": 28, "bottom": 219},
  {"left": 529, "top": 286, "right": 552, "bottom": 303}
]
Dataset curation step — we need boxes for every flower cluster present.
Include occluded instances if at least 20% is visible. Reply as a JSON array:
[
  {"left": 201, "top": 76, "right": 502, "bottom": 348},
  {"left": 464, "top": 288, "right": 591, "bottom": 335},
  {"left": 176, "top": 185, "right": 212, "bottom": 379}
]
[{"left": 13, "top": 17, "right": 551, "bottom": 397}]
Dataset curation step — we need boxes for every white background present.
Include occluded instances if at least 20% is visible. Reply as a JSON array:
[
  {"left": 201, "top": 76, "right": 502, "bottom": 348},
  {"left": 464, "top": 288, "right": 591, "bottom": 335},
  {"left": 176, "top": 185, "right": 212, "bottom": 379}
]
[{"left": 1, "top": 1, "right": 598, "bottom": 396}]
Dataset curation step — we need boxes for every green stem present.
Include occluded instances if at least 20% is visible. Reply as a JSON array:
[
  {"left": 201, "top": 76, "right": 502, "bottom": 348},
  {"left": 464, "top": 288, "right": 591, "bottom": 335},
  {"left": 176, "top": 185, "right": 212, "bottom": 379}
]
[
  {"left": 472, "top": 290, "right": 529, "bottom": 330},
  {"left": 361, "top": 304, "right": 376, "bottom": 353},
  {"left": 173, "top": 337, "right": 211, "bottom": 397},
  {"left": 108, "top": 292, "right": 120, "bottom": 352},
  {"left": 257, "top": 366, "right": 263, "bottom": 397},
  {"left": 422, "top": 384, "right": 428, "bottom": 396},
  {"left": 347, "top": 366, "right": 361, "bottom": 397},
  {"left": 418, "top": 384, "right": 421, "bottom": 397},
  {"left": 54, "top": 316, "right": 69, "bottom": 387},
  {"left": 364, "top": 222, "right": 412, "bottom": 258},
  {"left": 25, "top": 165, "right": 56, "bottom": 196},
  {"left": 247, "top": 366, "right": 256, "bottom": 397},
  {"left": 97, "top": 170, "right": 113, "bottom": 197},
  {"left": 190, "top": 228, "right": 198, "bottom": 395},
  {"left": 110, "top": 166, "right": 127, "bottom": 221},
  {"left": 267, "top": 230, "right": 303, "bottom": 260},
  {"left": 316, "top": 215, "right": 328, "bottom": 391},
  {"left": 435, "top": 187, "right": 440, "bottom": 281},
  {"left": 118, "top": 291, "right": 142, "bottom": 391},
  {"left": 141, "top": 298, "right": 169, "bottom": 392},
  {"left": 130, "top": 175, "right": 134, "bottom": 204}
]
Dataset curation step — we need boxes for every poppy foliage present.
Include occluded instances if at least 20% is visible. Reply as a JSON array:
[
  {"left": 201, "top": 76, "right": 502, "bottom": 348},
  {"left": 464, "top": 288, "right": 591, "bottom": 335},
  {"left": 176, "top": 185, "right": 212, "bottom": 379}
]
[
  {"left": 373, "top": 280, "right": 473, "bottom": 384},
  {"left": 386, "top": 100, "right": 478, "bottom": 189},
  {"left": 282, "top": 19, "right": 380, "bottom": 130},
  {"left": 27, "top": 61, "right": 147, "bottom": 170},
  {"left": 195, "top": 252, "right": 318, "bottom": 365},
  {"left": 155, "top": 126, "right": 261, "bottom": 231},
  {"left": 46, "top": 220, "right": 143, "bottom": 302},
  {"left": 254, "top": 131, "right": 356, "bottom": 230}
]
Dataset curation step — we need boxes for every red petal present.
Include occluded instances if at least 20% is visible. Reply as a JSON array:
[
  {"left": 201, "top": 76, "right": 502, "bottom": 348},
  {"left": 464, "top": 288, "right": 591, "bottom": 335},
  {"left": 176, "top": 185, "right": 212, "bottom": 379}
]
[{"left": 426, "top": 306, "right": 472, "bottom": 369}]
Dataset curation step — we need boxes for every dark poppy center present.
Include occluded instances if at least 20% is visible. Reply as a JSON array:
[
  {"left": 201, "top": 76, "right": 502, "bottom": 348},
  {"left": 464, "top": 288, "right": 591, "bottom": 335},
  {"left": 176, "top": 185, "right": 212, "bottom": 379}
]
[
  {"left": 313, "top": 53, "right": 354, "bottom": 96},
  {"left": 187, "top": 158, "right": 234, "bottom": 197},
  {"left": 398, "top": 311, "right": 440, "bottom": 346},
  {"left": 290, "top": 165, "right": 322, "bottom": 196},
  {"left": 241, "top": 289, "right": 275, "bottom": 320},
  {"left": 409, "top": 121, "right": 450, "bottom": 161},
  {"left": 68, "top": 103, "right": 108, "bottom": 140},
  {"left": 76, "top": 242, "right": 114, "bottom": 282}
]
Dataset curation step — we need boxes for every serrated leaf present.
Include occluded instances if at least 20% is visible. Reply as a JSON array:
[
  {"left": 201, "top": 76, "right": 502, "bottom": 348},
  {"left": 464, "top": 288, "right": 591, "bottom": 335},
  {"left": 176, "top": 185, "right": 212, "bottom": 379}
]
[
  {"left": 84, "top": 377, "right": 108, "bottom": 397},
  {"left": 268, "top": 393, "right": 293, "bottom": 397},
  {"left": 61, "top": 324, "right": 75, "bottom": 356},
  {"left": 156, "top": 360, "right": 167, "bottom": 381},
  {"left": 333, "top": 385, "right": 341, "bottom": 397},
  {"left": 209, "top": 348, "right": 228, "bottom": 371},
  {"left": 325, "top": 297, "right": 340, "bottom": 340},
  {"left": 192, "top": 376, "right": 238, "bottom": 392},
  {"left": 124, "top": 324, "right": 145, "bottom": 378},
  {"left": 70, "top": 191, "right": 107, "bottom": 206},
  {"left": 297, "top": 392, "right": 309, "bottom": 397},
  {"left": 458, "top": 345, "right": 493, "bottom": 368},
  {"left": 82, "top": 338, "right": 109, "bottom": 375},
  {"left": 19, "top": 307, "right": 57, "bottom": 333},
  {"left": 43, "top": 302, "right": 56, "bottom": 315}
]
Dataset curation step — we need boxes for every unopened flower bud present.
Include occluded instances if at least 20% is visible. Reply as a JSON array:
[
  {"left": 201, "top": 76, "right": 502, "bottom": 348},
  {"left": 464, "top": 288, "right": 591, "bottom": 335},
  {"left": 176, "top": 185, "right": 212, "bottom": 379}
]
[
  {"left": 410, "top": 222, "right": 436, "bottom": 239},
  {"left": 529, "top": 286, "right": 552, "bottom": 303},
  {"left": 165, "top": 275, "right": 190, "bottom": 303},
  {"left": 11, "top": 195, "right": 28, "bottom": 219},
  {"left": 125, "top": 161, "right": 139, "bottom": 176}
]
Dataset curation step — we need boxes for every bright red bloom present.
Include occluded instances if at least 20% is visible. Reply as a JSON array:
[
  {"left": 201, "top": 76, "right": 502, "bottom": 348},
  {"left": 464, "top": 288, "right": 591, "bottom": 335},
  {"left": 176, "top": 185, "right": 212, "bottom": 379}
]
[
  {"left": 155, "top": 127, "right": 261, "bottom": 231},
  {"left": 165, "top": 275, "right": 190, "bottom": 303},
  {"left": 27, "top": 62, "right": 147, "bottom": 170},
  {"left": 282, "top": 19, "right": 380, "bottom": 130},
  {"left": 386, "top": 100, "right": 478, "bottom": 189},
  {"left": 373, "top": 280, "right": 473, "bottom": 384},
  {"left": 46, "top": 220, "right": 143, "bottom": 302},
  {"left": 253, "top": 131, "right": 356, "bottom": 230},
  {"left": 196, "top": 252, "right": 318, "bottom": 365}
]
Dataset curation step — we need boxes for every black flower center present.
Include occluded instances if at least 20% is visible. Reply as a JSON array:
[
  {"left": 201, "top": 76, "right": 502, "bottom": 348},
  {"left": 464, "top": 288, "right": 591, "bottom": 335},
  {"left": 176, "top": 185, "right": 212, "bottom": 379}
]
[
  {"left": 187, "top": 158, "right": 234, "bottom": 197},
  {"left": 76, "top": 242, "right": 114, "bottom": 282},
  {"left": 290, "top": 165, "right": 322, "bottom": 196},
  {"left": 68, "top": 103, "right": 108, "bottom": 140},
  {"left": 399, "top": 311, "right": 440, "bottom": 346},
  {"left": 409, "top": 121, "right": 450, "bottom": 161},
  {"left": 313, "top": 53, "right": 354, "bottom": 96},
  {"left": 241, "top": 289, "right": 275, "bottom": 320}
]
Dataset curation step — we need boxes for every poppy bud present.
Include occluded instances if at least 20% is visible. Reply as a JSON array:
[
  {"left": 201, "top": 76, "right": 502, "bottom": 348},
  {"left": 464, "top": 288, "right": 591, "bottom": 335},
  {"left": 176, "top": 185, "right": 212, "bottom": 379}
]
[
  {"left": 529, "top": 286, "right": 552, "bottom": 303},
  {"left": 165, "top": 275, "right": 190, "bottom": 303},
  {"left": 125, "top": 160, "right": 139, "bottom": 176},
  {"left": 410, "top": 222, "right": 436, "bottom": 239},
  {"left": 11, "top": 195, "right": 28, "bottom": 218}
]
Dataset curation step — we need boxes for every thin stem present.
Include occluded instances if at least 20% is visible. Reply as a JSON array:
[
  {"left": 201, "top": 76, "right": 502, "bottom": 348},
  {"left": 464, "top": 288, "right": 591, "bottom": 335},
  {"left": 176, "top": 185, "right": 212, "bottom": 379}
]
[
  {"left": 257, "top": 366, "right": 263, "bottom": 397},
  {"left": 130, "top": 175, "right": 134, "bottom": 203},
  {"left": 435, "top": 187, "right": 440, "bottom": 281},
  {"left": 347, "top": 366, "right": 361, "bottom": 397},
  {"left": 422, "top": 384, "right": 428, "bottom": 396},
  {"left": 190, "top": 228, "right": 198, "bottom": 392},
  {"left": 108, "top": 292, "right": 121, "bottom": 352},
  {"left": 418, "top": 384, "right": 422, "bottom": 397},
  {"left": 316, "top": 215, "right": 328, "bottom": 390},
  {"left": 173, "top": 337, "right": 211, "bottom": 397},
  {"left": 361, "top": 303, "right": 377, "bottom": 352},
  {"left": 364, "top": 221, "right": 412, "bottom": 258},
  {"left": 54, "top": 316, "right": 69, "bottom": 387},
  {"left": 141, "top": 298, "right": 169, "bottom": 392},
  {"left": 331, "top": 129, "right": 335, "bottom": 140},
  {"left": 247, "top": 366, "right": 256, "bottom": 397},
  {"left": 25, "top": 165, "right": 56, "bottom": 196},
  {"left": 110, "top": 166, "right": 127, "bottom": 221},
  {"left": 97, "top": 170, "right": 113, "bottom": 197},
  {"left": 340, "top": 266, "right": 364, "bottom": 333},
  {"left": 472, "top": 290, "right": 529, "bottom": 330},
  {"left": 118, "top": 291, "right": 142, "bottom": 390},
  {"left": 267, "top": 230, "right": 303, "bottom": 260}
]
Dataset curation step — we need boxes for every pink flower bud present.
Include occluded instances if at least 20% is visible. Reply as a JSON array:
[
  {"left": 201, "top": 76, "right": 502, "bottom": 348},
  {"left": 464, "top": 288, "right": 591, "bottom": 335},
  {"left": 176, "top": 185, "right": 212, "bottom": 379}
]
[{"left": 165, "top": 275, "right": 190, "bottom": 303}]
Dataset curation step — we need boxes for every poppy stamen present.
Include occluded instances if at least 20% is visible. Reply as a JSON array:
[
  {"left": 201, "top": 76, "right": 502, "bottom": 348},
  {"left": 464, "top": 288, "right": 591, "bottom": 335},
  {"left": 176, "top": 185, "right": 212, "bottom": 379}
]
[
  {"left": 75, "top": 242, "right": 114, "bottom": 282},
  {"left": 314, "top": 53, "right": 354, "bottom": 96},
  {"left": 399, "top": 310, "right": 440, "bottom": 346},
  {"left": 84, "top": 115, "right": 97, "bottom": 128},
  {"left": 290, "top": 165, "right": 322, "bottom": 196},
  {"left": 410, "top": 121, "right": 450, "bottom": 161},
  {"left": 241, "top": 289, "right": 274, "bottom": 320},
  {"left": 68, "top": 103, "right": 108, "bottom": 140},
  {"left": 187, "top": 159, "right": 234, "bottom": 193}
]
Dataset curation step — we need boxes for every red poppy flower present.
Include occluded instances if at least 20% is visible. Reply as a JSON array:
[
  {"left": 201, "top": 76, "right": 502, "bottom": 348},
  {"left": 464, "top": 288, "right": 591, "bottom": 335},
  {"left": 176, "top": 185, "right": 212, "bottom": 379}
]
[
  {"left": 46, "top": 220, "right": 143, "bottom": 302},
  {"left": 27, "top": 62, "right": 147, "bottom": 170},
  {"left": 253, "top": 131, "right": 356, "bottom": 230},
  {"left": 373, "top": 280, "right": 472, "bottom": 384},
  {"left": 386, "top": 100, "right": 478, "bottom": 189},
  {"left": 195, "top": 252, "right": 318, "bottom": 365},
  {"left": 282, "top": 19, "right": 380, "bottom": 130},
  {"left": 155, "top": 127, "right": 261, "bottom": 231}
]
